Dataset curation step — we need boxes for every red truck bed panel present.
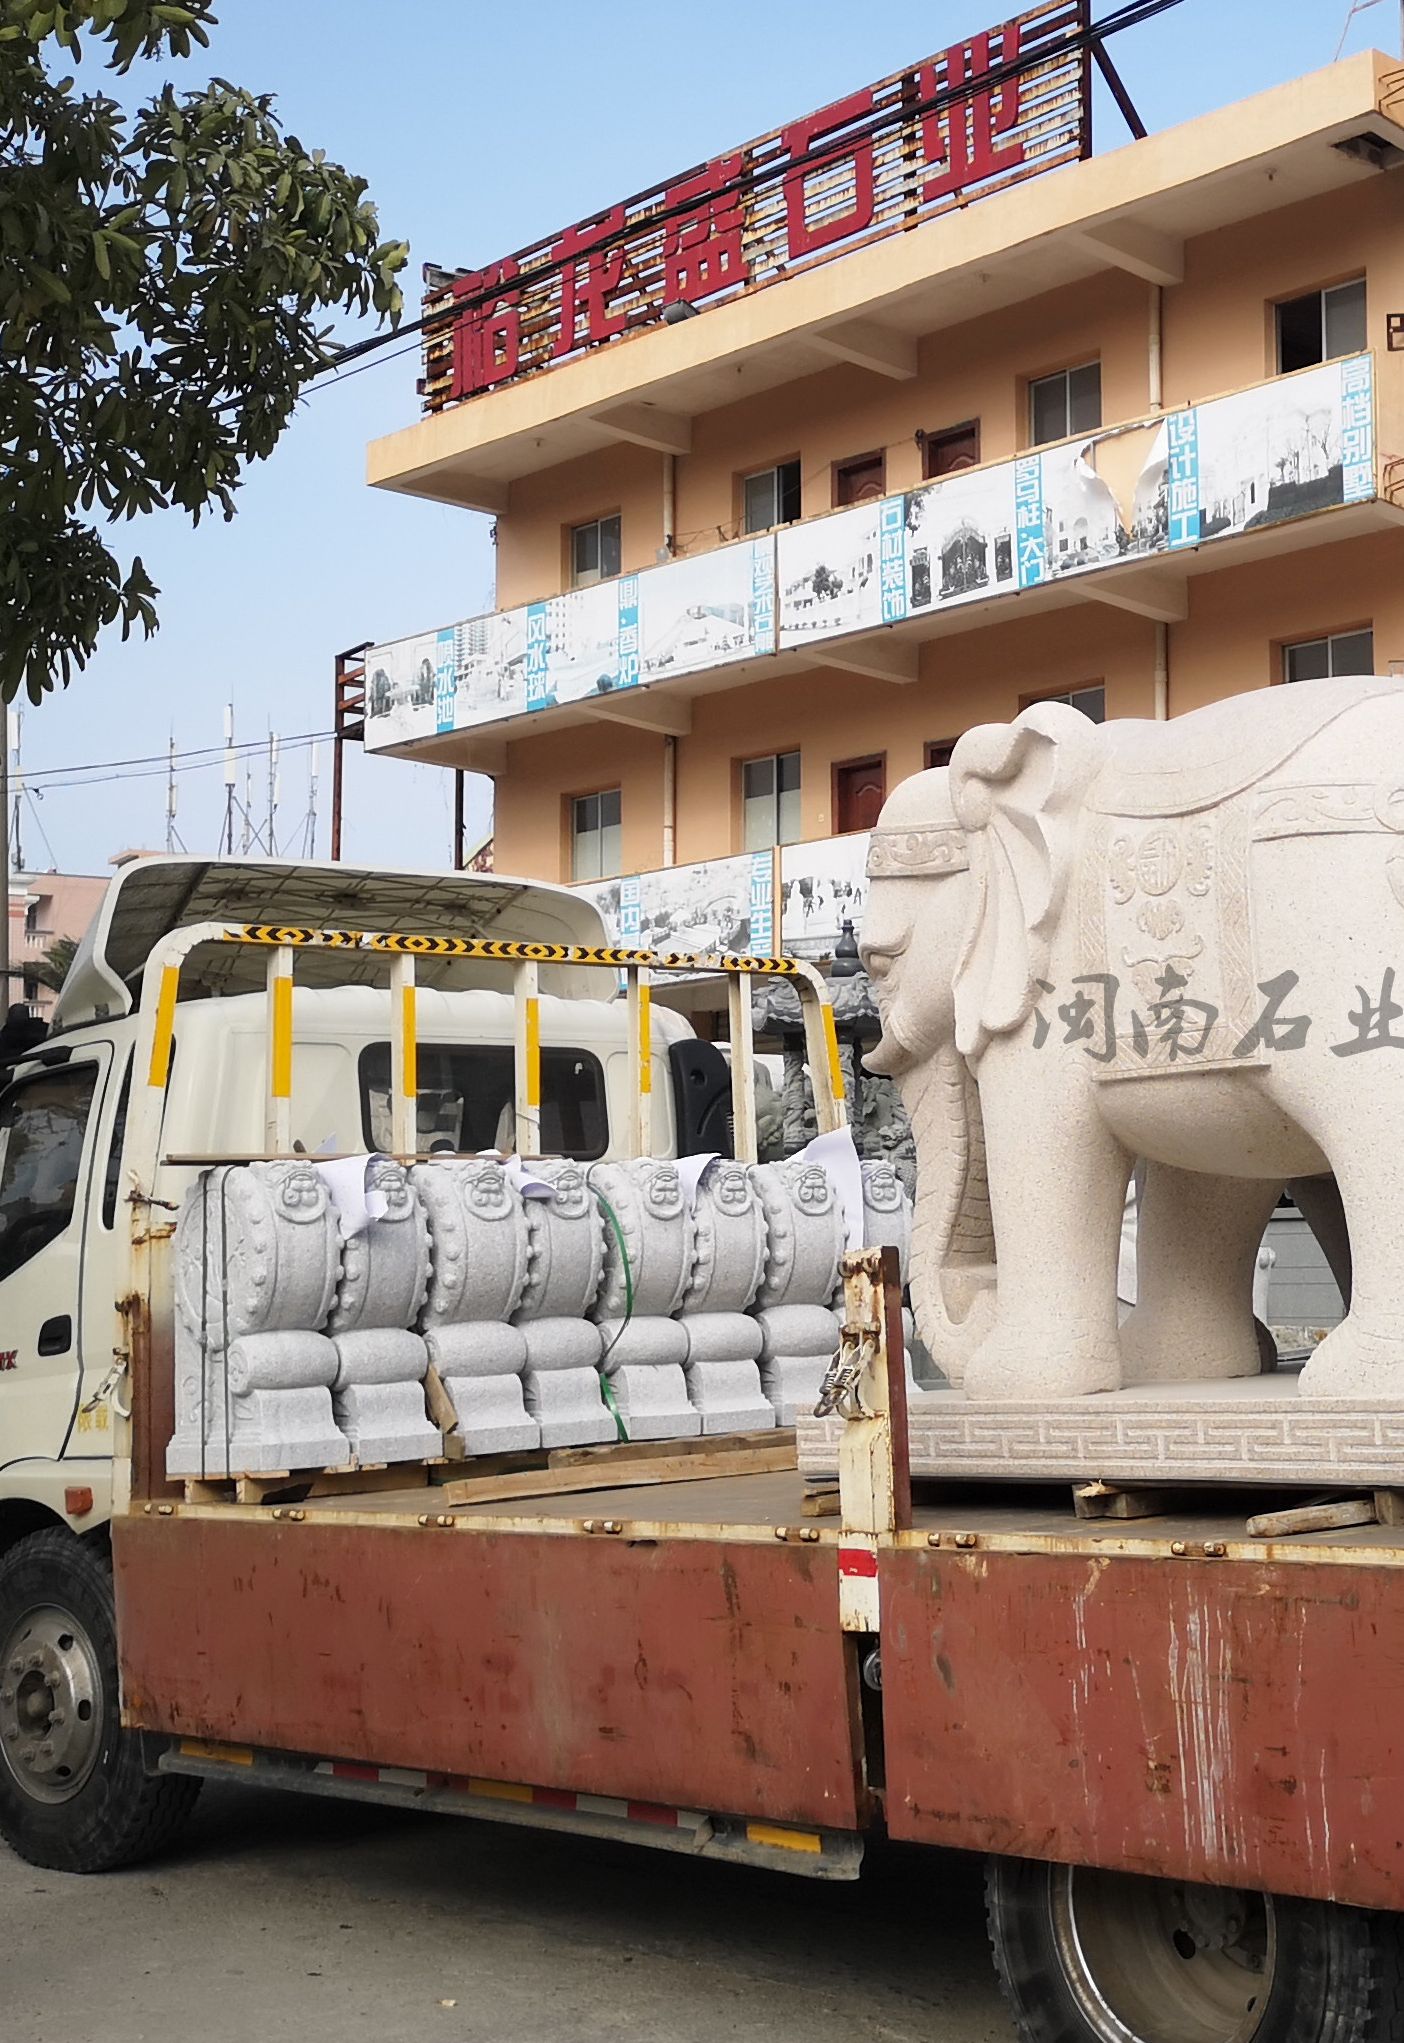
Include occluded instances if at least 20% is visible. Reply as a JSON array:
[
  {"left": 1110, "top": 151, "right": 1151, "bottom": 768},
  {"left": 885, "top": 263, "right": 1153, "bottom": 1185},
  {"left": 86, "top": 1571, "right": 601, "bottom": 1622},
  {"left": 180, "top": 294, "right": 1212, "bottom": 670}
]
[
  {"left": 113, "top": 1513, "right": 864, "bottom": 1829},
  {"left": 881, "top": 1544, "right": 1404, "bottom": 1911}
]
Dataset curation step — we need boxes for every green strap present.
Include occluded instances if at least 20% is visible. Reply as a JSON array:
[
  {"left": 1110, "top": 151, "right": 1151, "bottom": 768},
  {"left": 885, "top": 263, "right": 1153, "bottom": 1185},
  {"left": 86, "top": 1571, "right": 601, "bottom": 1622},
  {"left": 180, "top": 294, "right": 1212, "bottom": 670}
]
[{"left": 592, "top": 1189, "right": 633, "bottom": 1443}]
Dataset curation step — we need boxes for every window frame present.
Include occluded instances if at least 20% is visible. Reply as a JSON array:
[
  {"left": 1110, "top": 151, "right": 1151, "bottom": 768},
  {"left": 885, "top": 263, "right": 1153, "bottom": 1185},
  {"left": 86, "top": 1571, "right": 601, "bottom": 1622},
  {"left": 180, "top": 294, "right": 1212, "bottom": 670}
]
[
  {"left": 1280, "top": 627, "right": 1375, "bottom": 685},
  {"left": 1020, "top": 683, "right": 1107, "bottom": 724},
  {"left": 921, "top": 421, "right": 981, "bottom": 481},
  {"left": 569, "top": 787, "right": 622, "bottom": 882},
  {"left": 0, "top": 1056, "right": 102, "bottom": 1285},
  {"left": 741, "top": 459, "right": 802, "bottom": 535},
  {"left": 569, "top": 512, "right": 623, "bottom": 590},
  {"left": 1274, "top": 277, "right": 1367, "bottom": 375},
  {"left": 1028, "top": 361, "right": 1102, "bottom": 447},
  {"left": 739, "top": 749, "right": 802, "bottom": 851},
  {"left": 357, "top": 1042, "right": 610, "bottom": 1161}
]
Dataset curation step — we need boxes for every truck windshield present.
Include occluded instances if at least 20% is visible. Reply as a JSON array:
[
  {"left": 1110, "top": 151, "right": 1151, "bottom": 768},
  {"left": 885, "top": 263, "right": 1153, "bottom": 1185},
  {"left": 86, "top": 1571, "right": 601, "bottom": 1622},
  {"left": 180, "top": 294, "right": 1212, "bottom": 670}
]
[{"left": 358, "top": 1043, "right": 608, "bottom": 1158}]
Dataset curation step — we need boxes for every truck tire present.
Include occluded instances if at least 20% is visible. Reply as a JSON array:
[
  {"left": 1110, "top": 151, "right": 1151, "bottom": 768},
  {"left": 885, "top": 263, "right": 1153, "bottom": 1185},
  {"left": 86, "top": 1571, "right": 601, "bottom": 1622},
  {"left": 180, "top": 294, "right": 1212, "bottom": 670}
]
[
  {"left": 0, "top": 1528, "right": 200, "bottom": 1872},
  {"left": 986, "top": 1855, "right": 1404, "bottom": 2043}
]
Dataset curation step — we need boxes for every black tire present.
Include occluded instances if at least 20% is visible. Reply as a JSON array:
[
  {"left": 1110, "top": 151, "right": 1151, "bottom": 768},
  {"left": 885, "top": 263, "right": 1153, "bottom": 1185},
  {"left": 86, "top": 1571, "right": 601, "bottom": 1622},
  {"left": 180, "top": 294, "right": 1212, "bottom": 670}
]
[
  {"left": 987, "top": 1854, "right": 1404, "bottom": 2043},
  {"left": 0, "top": 1528, "right": 200, "bottom": 1872}
]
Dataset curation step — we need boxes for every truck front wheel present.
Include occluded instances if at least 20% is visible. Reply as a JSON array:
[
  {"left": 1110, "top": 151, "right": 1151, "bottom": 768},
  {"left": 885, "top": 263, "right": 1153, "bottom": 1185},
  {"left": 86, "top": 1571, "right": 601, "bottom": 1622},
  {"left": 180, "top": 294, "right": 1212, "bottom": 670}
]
[
  {"left": 0, "top": 1528, "right": 200, "bottom": 1872},
  {"left": 987, "top": 1855, "right": 1404, "bottom": 2043}
]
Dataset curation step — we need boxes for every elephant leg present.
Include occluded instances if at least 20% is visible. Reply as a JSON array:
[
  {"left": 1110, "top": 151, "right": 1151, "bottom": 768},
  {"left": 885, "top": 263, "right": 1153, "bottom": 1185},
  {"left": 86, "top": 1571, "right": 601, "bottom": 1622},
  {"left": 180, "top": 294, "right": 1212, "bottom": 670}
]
[
  {"left": 962, "top": 1063, "right": 1131, "bottom": 1401},
  {"left": 1119, "top": 1166, "right": 1280, "bottom": 1386},
  {"left": 1298, "top": 1132, "right": 1404, "bottom": 1396}
]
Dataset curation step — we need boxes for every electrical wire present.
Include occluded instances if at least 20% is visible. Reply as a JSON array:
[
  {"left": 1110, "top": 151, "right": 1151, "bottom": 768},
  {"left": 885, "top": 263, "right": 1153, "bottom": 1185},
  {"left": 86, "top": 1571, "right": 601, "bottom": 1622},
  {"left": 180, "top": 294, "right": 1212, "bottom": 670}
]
[{"left": 19, "top": 726, "right": 335, "bottom": 781}]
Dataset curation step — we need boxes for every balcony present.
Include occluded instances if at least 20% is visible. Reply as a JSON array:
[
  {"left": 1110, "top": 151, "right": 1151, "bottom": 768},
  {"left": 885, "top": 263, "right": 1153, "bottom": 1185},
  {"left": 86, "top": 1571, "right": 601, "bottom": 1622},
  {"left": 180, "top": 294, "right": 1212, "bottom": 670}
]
[
  {"left": 569, "top": 831, "right": 871, "bottom": 976},
  {"left": 363, "top": 352, "right": 1401, "bottom": 769}
]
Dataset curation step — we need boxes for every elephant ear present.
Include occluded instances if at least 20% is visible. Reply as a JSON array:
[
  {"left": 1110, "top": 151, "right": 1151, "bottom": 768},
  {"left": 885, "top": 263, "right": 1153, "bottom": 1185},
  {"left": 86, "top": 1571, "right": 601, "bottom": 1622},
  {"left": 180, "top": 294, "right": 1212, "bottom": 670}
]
[{"left": 949, "top": 701, "right": 1102, "bottom": 1062}]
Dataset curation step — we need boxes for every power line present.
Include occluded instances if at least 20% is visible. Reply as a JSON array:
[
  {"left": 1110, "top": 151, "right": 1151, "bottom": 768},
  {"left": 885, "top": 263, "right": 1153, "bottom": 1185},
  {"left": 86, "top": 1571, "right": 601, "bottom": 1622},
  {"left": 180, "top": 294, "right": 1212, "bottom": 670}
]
[{"left": 20, "top": 727, "right": 335, "bottom": 783}]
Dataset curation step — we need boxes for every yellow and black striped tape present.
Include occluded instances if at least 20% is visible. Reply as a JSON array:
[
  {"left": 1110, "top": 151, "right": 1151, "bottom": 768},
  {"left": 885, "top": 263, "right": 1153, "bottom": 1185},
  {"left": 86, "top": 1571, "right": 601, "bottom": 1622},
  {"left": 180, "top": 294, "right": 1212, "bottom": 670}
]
[{"left": 223, "top": 925, "right": 803, "bottom": 976}]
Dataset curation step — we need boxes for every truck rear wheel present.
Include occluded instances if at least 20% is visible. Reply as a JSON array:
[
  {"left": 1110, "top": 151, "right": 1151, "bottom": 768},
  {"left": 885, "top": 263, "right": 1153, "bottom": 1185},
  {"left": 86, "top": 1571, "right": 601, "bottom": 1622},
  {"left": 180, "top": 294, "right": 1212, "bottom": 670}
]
[
  {"left": 986, "top": 1855, "right": 1404, "bottom": 2043},
  {"left": 0, "top": 1528, "right": 200, "bottom": 1872}
]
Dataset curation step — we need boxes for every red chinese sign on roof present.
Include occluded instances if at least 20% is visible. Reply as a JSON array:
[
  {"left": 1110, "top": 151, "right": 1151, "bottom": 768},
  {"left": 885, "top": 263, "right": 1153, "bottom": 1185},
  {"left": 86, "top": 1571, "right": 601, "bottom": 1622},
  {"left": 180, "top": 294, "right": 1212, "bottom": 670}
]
[{"left": 421, "top": 0, "right": 1090, "bottom": 412}]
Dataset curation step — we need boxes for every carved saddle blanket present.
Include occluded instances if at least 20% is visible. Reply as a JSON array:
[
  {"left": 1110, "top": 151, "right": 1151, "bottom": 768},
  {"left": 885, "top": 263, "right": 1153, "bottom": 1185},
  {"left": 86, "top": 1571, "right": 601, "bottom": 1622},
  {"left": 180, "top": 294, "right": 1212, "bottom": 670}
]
[{"left": 1078, "top": 675, "right": 1404, "bottom": 1078}]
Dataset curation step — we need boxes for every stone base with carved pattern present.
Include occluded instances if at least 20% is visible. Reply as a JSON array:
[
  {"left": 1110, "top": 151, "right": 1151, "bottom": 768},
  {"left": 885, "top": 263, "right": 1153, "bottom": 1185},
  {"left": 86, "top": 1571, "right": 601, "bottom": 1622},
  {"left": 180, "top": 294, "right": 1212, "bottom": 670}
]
[{"left": 796, "top": 1369, "right": 1404, "bottom": 1487}]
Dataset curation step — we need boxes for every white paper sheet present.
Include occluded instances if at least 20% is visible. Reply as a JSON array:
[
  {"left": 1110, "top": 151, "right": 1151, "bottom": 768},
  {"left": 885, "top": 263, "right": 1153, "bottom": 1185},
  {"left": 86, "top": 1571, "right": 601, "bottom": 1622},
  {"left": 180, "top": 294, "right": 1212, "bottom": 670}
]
[
  {"left": 791, "top": 1125, "right": 865, "bottom": 1249},
  {"left": 314, "top": 1154, "right": 390, "bottom": 1241}
]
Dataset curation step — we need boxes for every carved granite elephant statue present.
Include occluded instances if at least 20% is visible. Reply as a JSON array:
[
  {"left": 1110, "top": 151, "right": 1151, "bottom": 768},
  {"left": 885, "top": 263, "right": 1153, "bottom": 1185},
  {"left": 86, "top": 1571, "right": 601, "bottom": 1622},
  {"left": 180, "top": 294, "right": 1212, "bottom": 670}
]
[{"left": 862, "top": 673, "right": 1399, "bottom": 1402}]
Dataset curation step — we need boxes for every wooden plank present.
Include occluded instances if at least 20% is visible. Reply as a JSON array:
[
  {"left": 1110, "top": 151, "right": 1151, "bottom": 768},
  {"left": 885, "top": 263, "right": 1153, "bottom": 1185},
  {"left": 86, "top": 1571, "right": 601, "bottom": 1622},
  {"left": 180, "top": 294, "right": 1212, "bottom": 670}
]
[
  {"left": 1373, "top": 1489, "right": 1404, "bottom": 1526},
  {"left": 423, "top": 1364, "right": 467, "bottom": 1460},
  {"left": 1074, "top": 1482, "right": 1173, "bottom": 1522},
  {"left": 803, "top": 1480, "right": 842, "bottom": 1521},
  {"left": 1245, "top": 1497, "right": 1376, "bottom": 1539},
  {"left": 548, "top": 1427, "right": 789, "bottom": 1470},
  {"left": 186, "top": 1463, "right": 434, "bottom": 1508},
  {"left": 437, "top": 1441, "right": 798, "bottom": 1508}
]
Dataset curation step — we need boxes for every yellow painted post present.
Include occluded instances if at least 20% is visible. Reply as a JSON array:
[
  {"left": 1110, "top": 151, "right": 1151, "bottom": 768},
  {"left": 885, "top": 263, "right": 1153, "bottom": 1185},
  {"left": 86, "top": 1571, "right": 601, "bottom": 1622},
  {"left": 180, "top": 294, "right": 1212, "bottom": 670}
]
[
  {"left": 626, "top": 962, "right": 652, "bottom": 1158},
  {"left": 514, "top": 958, "right": 541, "bottom": 1157},
  {"left": 389, "top": 953, "right": 418, "bottom": 1157},
  {"left": 727, "top": 967, "right": 759, "bottom": 1164},
  {"left": 265, "top": 944, "right": 294, "bottom": 1154},
  {"left": 796, "top": 964, "right": 847, "bottom": 1136}
]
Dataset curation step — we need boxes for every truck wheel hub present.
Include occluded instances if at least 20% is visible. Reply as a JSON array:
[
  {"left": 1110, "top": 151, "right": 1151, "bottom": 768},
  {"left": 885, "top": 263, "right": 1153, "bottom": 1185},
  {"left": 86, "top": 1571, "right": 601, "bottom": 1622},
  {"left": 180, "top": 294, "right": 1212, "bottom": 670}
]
[
  {"left": 1052, "top": 1866, "right": 1275, "bottom": 2043},
  {"left": 0, "top": 1604, "right": 102, "bottom": 1803}
]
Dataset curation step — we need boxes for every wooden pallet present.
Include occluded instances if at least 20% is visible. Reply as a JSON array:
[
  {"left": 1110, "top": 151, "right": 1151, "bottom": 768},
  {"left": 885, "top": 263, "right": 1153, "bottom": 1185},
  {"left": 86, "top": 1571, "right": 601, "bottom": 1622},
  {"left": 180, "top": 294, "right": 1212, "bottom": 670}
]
[{"left": 181, "top": 1463, "right": 437, "bottom": 1507}]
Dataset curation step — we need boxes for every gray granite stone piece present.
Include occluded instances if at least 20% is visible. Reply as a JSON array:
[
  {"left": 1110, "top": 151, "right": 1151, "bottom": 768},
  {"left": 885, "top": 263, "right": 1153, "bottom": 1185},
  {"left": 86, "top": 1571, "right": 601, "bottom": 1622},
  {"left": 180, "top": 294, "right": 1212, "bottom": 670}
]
[
  {"left": 412, "top": 1158, "right": 539, "bottom": 1455},
  {"left": 679, "top": 1160, "right": 774, "bottom": 1434},
  {"left": 589, "top": 1158, "right": 700, "bottom": 1441},
  {"left": 326, "top": 1160, "right": 439, "bottom": 1465},
  {"left": 168, "top": 1161, "right": 348, "bottom": 1478},
  {"left": 515, "top": 1159, "right": 614, "bottom": 1449},
  {"left": 751, "top": 1158, "right": 846, "bottom": 1425}
]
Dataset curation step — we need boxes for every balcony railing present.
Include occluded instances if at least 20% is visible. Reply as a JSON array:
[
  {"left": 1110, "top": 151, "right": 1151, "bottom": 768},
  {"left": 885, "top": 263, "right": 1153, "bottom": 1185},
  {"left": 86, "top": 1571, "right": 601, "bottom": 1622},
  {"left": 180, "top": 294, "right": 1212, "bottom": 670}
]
[
  {"left": 571, "top": 832, "right": 873, "bottom": 967},
  {"left": 364, "top": 352, "right": 1382, "bottom": 756}
]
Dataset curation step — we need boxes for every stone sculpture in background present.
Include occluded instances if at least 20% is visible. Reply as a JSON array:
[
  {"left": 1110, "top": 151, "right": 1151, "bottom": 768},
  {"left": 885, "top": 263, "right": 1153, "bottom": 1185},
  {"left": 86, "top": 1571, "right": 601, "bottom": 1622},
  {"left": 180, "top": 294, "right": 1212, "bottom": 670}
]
[
  {"left": 325, "top": 1159, "right": 441, "bottom": 1466},
  {"left": 414, "top": 1157, "right": 537, "bottom": 1453},
  {"left": 589, "top": 1158, "right": 700, "bottom": 1440},
  {"left": 678, "top": 1160, "right": 775, "bottom": 1433},
  {"left": 862, "top": 674, "right": 1404, "bottom": 1401},
  {"left": 168, "top": 1160, "right": 348, "bottom": 1477}
]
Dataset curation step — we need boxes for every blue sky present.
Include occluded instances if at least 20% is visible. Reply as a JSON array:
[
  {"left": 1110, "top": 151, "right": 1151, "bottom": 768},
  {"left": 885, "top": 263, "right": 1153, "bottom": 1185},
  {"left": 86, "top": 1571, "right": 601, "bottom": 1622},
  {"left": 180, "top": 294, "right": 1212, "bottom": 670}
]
[{"left": 19, "top": 0, "right": 1396, "bottom": 879}]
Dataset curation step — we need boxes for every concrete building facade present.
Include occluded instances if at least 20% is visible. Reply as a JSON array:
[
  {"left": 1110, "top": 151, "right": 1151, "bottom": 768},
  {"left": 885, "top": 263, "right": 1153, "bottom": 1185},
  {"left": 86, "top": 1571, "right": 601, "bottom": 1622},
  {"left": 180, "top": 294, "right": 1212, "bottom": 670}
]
[{"left": 360, "top": 29, "right": 1404, "bottom": 1010}]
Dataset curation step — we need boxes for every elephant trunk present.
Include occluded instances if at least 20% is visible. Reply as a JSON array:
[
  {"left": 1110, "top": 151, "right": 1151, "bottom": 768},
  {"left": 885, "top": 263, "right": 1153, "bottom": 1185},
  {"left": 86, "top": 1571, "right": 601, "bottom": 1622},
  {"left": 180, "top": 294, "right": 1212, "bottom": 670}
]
[{"left": 899, "top": 1042, "right": 997, "bottom": 1383}]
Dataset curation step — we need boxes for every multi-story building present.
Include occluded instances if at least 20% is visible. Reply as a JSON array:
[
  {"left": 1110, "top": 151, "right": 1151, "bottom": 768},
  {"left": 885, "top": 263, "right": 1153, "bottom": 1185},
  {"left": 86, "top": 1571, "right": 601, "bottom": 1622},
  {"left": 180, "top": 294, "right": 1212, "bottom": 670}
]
[
  {"left": 357, "top": 12, "right": 1404, "bottom": 1033},
  {"left": 9, "top": 871, "right": 107, "bottom": 1019}
]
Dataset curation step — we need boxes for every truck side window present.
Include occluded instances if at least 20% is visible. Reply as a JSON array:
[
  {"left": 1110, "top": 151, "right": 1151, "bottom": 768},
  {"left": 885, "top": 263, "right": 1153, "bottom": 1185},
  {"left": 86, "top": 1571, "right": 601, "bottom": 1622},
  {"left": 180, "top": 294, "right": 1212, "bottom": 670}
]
[
  {"left": 358, "top": 1044, "right": 608, "bottom": 1159},
  {"left": 0, "top": 1065, "right": 99, "bottom": 1281},
  {"left": 101, "top": 1053, "right": 133, "bottom": 1230}
]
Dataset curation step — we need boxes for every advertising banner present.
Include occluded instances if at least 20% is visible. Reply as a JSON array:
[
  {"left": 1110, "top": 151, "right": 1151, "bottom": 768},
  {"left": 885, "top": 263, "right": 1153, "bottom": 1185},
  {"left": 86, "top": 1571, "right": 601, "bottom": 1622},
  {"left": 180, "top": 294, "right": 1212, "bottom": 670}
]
[
  {"left": 575, "top": 851, "right": 774, "bottom": 969},
  {"left": 780, "top": 833, "right": 871, "bottom": 960}
]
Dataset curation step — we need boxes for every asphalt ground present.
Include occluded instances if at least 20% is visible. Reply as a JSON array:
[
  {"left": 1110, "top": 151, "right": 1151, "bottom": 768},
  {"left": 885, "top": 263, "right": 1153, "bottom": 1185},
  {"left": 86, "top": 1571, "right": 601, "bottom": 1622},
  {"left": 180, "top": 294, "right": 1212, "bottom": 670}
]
[{"left": 0, "top": 1781, "right": 1014, "bottom": 2043}]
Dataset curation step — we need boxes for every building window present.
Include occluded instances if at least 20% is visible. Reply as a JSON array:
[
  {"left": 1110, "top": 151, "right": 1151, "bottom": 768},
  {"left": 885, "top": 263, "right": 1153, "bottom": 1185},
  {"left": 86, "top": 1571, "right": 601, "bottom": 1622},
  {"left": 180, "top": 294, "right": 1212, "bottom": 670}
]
[
  {"left": 1282, "top": 628, "right": 1374, "bottom": 684},
  {"left": 741, "top": 751, "right": 801, "bottom": 850},
  {"left": 833, "top": 451, "right": 886, "bottom": 507},
  {"left": 570, "top": 789, "right": 622, "bottom": 881},
  {"left": 1030, "top": 684, "right": 1106, "bottom": 723},
  {"left": 1029, "top": 363, "right": 1101, "bottom": 446},
  {"left": 1276, "top": 279, "right": 1366, "bottom": 375},
  {"left": 834, "top": 756, "right": 886, "bottom": 834},
  {"left": 570, "top": 514, "right": 622, "bottom": 589},
  {"left": 922, "top": 421, "right": 980, "bottom": 480},
  {"left": 22, "top": 903, "right": 36, "bottom": 936},
  {"left": 743, "top": 460, "right": 802, "bottom": 535},
  {"left": 925, "top": 739, "right": 958, "bottom": 770}
]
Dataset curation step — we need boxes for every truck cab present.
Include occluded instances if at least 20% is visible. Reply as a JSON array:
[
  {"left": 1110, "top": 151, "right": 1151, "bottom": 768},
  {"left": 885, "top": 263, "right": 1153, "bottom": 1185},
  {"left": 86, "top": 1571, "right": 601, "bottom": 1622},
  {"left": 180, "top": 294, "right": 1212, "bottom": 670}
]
[{"left": 0, "top": 856, "right": 727, "bottom": 1548}]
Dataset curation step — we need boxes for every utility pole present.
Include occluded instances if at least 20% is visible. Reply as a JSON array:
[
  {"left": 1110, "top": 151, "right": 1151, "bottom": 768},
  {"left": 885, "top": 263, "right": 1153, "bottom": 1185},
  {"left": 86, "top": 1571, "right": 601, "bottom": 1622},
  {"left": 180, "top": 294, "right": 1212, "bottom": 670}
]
[
  {"left": 165, "top": 731, "right": 178, "bottom": 854},
  {"left": 222, "top": 705, "right": 236, "bottom": 855},
  {"left": 266, "top": 733, "right": 279, "bottom": 858},
  {"left": 10, "top": 712, "right": 22, "bottom": 876},
  {"left": 305, "top": 743, "right": 319, "bottom": 859}
]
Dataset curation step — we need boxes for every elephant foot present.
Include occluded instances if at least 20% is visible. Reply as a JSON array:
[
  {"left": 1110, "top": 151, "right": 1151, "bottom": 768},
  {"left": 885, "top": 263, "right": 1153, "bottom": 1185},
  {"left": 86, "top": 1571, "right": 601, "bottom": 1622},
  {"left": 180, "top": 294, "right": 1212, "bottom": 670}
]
[
  {"left": 1298, "top": 1317, "right": 1404, "bottom": 1399},
  {"left": 962, "top": 1323, "right": 1121, "bottom": 1403},
  {"left": 1119, "top": 1307, "right": 1263, "bottom": 1387}
]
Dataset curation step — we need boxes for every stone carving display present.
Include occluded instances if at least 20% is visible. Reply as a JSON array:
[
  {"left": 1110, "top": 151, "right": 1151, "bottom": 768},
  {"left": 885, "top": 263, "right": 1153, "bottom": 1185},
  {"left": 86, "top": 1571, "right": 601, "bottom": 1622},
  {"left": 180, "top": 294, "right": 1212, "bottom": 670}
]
[
  {"left": 325, "top": 1160, "right": 440, "bottom": 1466},
  {"left": 413, "top": 1158, "right": 538, "bottom": 1454},
  {"left": 751, "top": 1157, "right": 846, "bottom": 1424},
  {"left": 678, "top": 1161, "right": 775, "bottom": 1433},
  {"left": 589, "top": 1158, "right": 700, "bottom": 1439},
  {"left": 514, "top": 1158, "right": 615, "bottom": 1449},
  {"left": 861, "top": 673, "right": 1404, "bottom": 1409},
  {"left": 168, "top": 1161, "right": 348, "bottom": 1477}
]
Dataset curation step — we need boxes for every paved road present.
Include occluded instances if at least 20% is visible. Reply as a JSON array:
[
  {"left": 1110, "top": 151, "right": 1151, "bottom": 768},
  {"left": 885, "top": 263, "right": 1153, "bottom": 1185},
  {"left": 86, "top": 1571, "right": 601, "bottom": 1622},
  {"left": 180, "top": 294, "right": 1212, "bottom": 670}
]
[{"left": 1, "top": 1783, "right": 1012, "bottom": 2043}]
